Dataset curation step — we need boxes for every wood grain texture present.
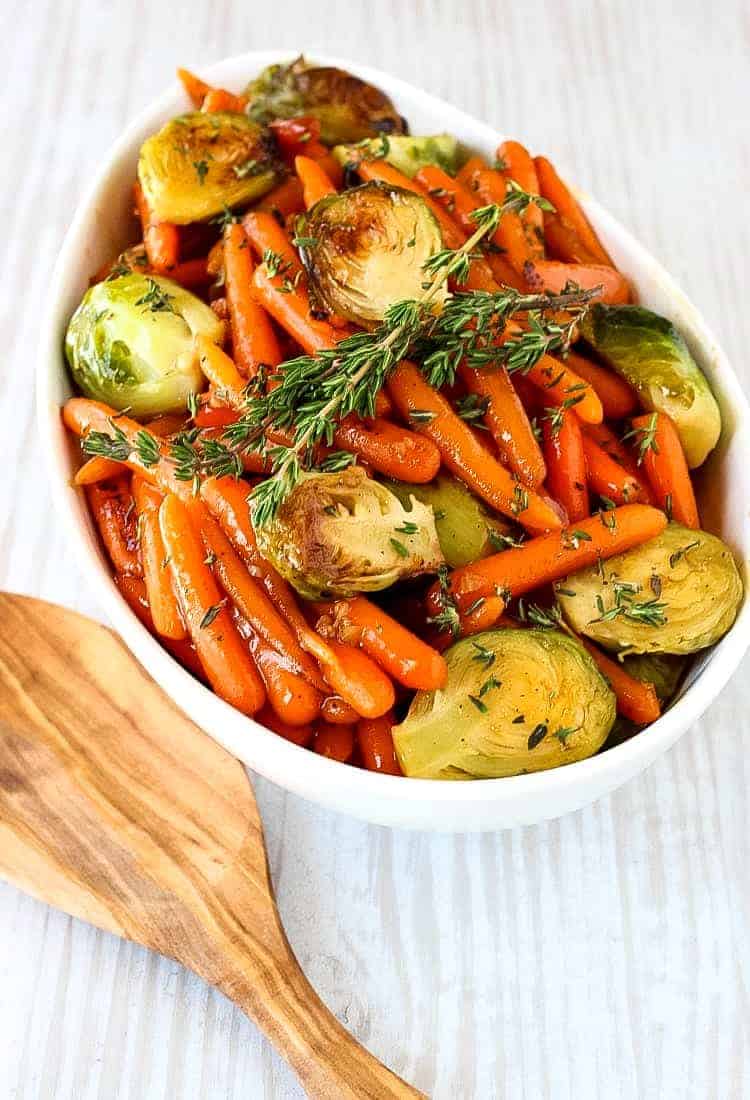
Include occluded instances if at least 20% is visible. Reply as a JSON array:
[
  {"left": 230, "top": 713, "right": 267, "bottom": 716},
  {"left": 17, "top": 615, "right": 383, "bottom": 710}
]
[
  {"left": 0, "top": 594, "right": 421, "bottom": 1100},
  {"left": 1, "top": 1, "right": 749, "bottom": 1097}
]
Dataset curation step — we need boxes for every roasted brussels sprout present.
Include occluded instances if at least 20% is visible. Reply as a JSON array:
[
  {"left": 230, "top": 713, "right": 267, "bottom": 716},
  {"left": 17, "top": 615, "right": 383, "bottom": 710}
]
[
  {"left": 385, "top": 475, "right": 517, "bottom": 569},
  {"left": 299, "top": 182, "right": 445, "bottom": 326},
  {"left": 138, "top": 112, "right": 278, "bottom": 223},
  {"left": 333, "top": 134, "right": 461, "bottom": 178},
  {"left": 253, "top": 467, "right": 444, "bottom": 599},
  {"left": 65, "top": 274, "right": 224, "bottom": 417},
  {"left": 556, "top": 523, "right": 742, "bottom": 655},
  {"left": 621, "top": 652, "right": 687, "bottom": 704},
  {"left": 578, "top": 304, "right": 721, "bottom": 467},
  {"left": 246, "top": 57, "right": 406, "bottom": 145},
  {"left": 392, "top": 628, "right": 616, "bottom": 779}
]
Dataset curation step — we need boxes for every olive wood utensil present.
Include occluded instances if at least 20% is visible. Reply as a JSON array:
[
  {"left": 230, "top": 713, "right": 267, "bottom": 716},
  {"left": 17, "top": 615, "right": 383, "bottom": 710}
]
[{"left": 0, "top": 592, "right": 422, "bottom": 1099}]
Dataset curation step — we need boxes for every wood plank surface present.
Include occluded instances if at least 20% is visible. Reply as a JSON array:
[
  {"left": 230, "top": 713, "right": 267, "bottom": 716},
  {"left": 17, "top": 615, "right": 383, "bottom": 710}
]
[{"left": 1, "top": 1, "right": 749, "bottom": 1097}]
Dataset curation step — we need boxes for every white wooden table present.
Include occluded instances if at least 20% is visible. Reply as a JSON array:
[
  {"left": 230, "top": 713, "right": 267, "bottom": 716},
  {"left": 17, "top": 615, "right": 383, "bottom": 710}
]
[{"left": 2, "top": 2, "right": 749, "bottom": 1096}]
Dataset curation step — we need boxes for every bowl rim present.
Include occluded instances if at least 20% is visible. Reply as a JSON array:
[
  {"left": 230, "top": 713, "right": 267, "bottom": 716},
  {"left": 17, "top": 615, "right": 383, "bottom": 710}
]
[{"left": 37, "top": 48, "right": 750, "bottom": 811}]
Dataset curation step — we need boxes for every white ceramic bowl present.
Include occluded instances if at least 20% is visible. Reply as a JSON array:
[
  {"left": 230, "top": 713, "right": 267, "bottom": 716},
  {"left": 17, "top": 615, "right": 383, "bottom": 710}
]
[{"left": 38, "top": 51, "right": 750, "bottom": 831}]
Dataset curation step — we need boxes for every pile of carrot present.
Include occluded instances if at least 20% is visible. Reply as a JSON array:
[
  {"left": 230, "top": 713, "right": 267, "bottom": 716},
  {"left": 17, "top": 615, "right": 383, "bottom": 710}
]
[{"left": 64, "top": 67, "right": 704, "bottom": 769}]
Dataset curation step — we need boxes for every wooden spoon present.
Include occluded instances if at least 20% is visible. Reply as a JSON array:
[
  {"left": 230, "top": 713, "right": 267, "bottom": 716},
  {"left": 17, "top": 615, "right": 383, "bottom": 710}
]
[{"left": 0, "top": 592, "right": 422, "bottom": 1099}]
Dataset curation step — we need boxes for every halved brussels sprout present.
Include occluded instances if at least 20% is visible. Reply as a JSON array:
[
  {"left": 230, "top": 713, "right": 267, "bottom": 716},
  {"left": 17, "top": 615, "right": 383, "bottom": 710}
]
[
  {"left": 556, "top": 523, "right": 742, "bottom": 655},
  {"left": 138, "top": 112, "right": 278, "bottom": 223},
  {"left": 253, "top": 466, "right": 444, "bottom": 599},
  {"left": 385, "top": 475, "right": 517, "bottom": 569},
  {"left": 333, "top": 134, "right": 461, "bottom": 179},
  {"left": 65, "top": 273, "right": 224, "bottom": 417},
  {"left": 392, "top": 628, "right": 616, "bottom": 779},
  {"left": 578, "top": 304, "right": 721, "bottom": 467},
  {"left": 621, "top": 652, "right": 687, "bottom": 704},
  {"left": 246, "top": 57, "right": 406, "bottom": 145},
  {"left": 299, "top": 182, "right": 445, "bottom": 326}
]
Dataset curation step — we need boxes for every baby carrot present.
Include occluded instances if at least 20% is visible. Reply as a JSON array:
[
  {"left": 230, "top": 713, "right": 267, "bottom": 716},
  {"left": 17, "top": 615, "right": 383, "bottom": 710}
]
[
  {"left": 542, "top": 213, "right": 599, "bottom": 265},
  {"left": 327, "top": 597, "right": 448, "bottom": 691},
  {"left": 133, "top": 181, "right": 179, "bottom": 273},
  {"left": 74, "top": 455, "right": 123, "bottom": 486},
  {"left": 496, "top": 140, "right": 544, "bottom": 258},
  {"left": 387, "top": 360, "right": 563, "bottom": 533},
  {"left": 333, "top": 415, "right": 441, "bottom": 483},
  {"left": 562, "top": 349, "right": 638, "bottom": 420},
  {"left": 177, "top": 67, "right": 211, "bottom": 108},
  {"left": 320, "top": 696, "right": 360, "bottom": 725},
  {"left": 295, "top": 154, "right": 337, "bottom": 207},
  {"left": 583, "top": 423, "right": 640, "bottom": 476},
  {"left": 630, "top": 412, "right": 699, "bottom": 528},
  {"left": 357, "top": 713, "right": 403, "bottom": 775},
  {"left": 534, "top": 156, "right": 614, "bottom": 266},
  {"left": 252, "top": 264, "right": 346, "bottom": 353},
  {"left": 255, "top": 704, "right": 314, "bottom": 748},
  {"left": 115, "top": 574, "right": 205, "bottom": 682},
  {"left": 302, "top": 634, "right": 396, "bottom": 719},
  {"left": 199, "top": 506, "right": 325, "bottom": 688},
  {"left": 580, "top": 639, "right": 661, "bottom": 725},
  {"left": 502, "top": 328, "right": 603, "bottom": 424},
  {"left": 312, "top": 723, "right": 355, "bottom": 762},
  {"left": 458, "top": 362, "right": 547, "bottom": 488},
  {"left": 196, "top": 333, "right": 246, "bottom": 394},
  {"left": 63, "top": 398, "right": 191, "bottom": 499},
  {"left": 433, "top": 503, "right": 668, "bottom": 612},
  {"left": 581, "top": 433, "right": 652, "bottom": 505},
  {"left": 473, "top": 167, "right": 536, "bottom": 273},
  {"left": 523, "top": 260, "right": 632, "bottom": 305},
  {"left": 85, "top": 477, "right": 141, "bottom": 577},
  {"left": 199, "top": 476, "right": 327, "bottom": 690},
  {"left": 159, "top": 493, "right": 266, "bottom": 715},
  {"left": 223, "top": 222, "right": 283, "bottom": 377},
  {"left": 241, "top": 624, "right": 321, "bottom": 727},
  {"left": 456, "top": 154, "right": 487, "bottom": 188},
  {"left": 201, "top": 87, "right": 248, "bottom": 113},
  {"left": 132, "top": 477, "right": 186, "bottom": 640},
  {"left": 542, "top": 407, "right": 590, "bottom": 522},
  {"left": 255, "top": 176, "right": 305, "bottom": 220}
]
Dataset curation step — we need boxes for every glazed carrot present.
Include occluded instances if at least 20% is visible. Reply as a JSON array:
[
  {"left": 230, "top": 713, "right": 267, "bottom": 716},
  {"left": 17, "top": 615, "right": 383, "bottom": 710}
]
[
  {"left": 63, "top": 398, "right": 190, "bottom": 499},
  {"left": 242, "top": 626, "right": 321, "bottom": 727},
  {"left": 356, "top": 159, "right": 498, "bottom": 292},
  {"left": 133, "top": 181, "right": 179, "bottom": 273},
  {"left": 630, "top": 412, "right": 699, "bottom": 528},
  {"left": 201, "top": 87, "right": 248, "bottom": 113},
  {"left": 115, "top": 574, "right": 205, "bottom": 682},
  {"left": 333, "top": 415, "right": 441, "bottom": 483},
  {"left": 165, "top": 258, "right": 212, "bottom": 290},
  {"left": 199, "top": 476, "right": 327, "bottom": 689},
  {"left": 542, "top": 213, "right": 599, "bottom": 265},
  {"left": 196, "top": 333, "right": 246, "bottom": 393},
  {"left": 534, "top": 156, "right": 614, "bottom": 266},
  {"left": 523, "top": 260, "right": 631, "bottom": 305},
  {"left": 255, "top": 704, "right": 314, "bottom": 747},
  {"left": 252, "top": 264, "right": 346, "bottom": 353},
  {"left": 193, "top": 404, "right": 240, "bottom": 429},
  {"left": 456, "top": 154, "right": 487, "bottom": 188},
  {"left": 85, "top": 478, "right": 141, "bottom": 576},
  {"left": 435, "top": 503, "right": 667, "bottom": 612},
  {"left": 159, "top": 493, "right": 265, "bottom": 715},
  {"left": 581, "top": 433, "right": 651, "bottom": 505},
  {"left": 199, "top": 506, "right": 325, "bottom": 688},
  {"left": 357, "top": 713, "right": 402, "bottom": 775},
  {"left": 223, "top": 222, "right": 283, "bottom": 376},
  {"left": 177, "top": 67, "right": 211, "bottom": 108},
  {"left": 387, "top": 360, "right": 563, "bottom": 533},
  {"left": 312, "top": 723, "right": 355, "bottom": 762},
  {"left": 458, "top": 362, "right": 546, "bottom": 488},
  {"left": 581, "top": 639, "right": 661, "bottom": 725},
  {"left": 145, "top": 413, "right": 190, "bottom": 437},
  {"left": 301, "top": 634, "right": 395, "bottom": 719},
  {"left": 74, "top": 455, "right": 123, "bottom": 486},
  {"left": 255, "top": 176, "right": 306, "bottom": 220},
  {"left": 326, "top": 597, "right": 448, "bottom": 691},
  {"left": 542, "top": 408, "right": 589, "bottom": 523},
  {"left": 496, "top": 140, "right": 544, "bottom": 258},
  {"left": 583, "top": 422, "right": 639, "bottom": 476},
  {"left": 242, "top": 210, "right": 303, "bottom": 271},
  {"left": 320, "top": 696, "right": 360, "bottom": 725},
  {"left": 474, "top": 168, "right": 536, "bottom": 272},
  {"left": 132, "top": 477, "right": 186, "bottom": 640},
  {"left": 295, "top": 154, "right": 337, "bottom": 207},
  {"left": 502, "top": 329, "right": 603, "bottom": 424},
  {"left": 269, "top": 117, "right": 341, "bottom": 181},
  {"left": 562, "top": 349, "right": 638, "bottom": 419}
]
